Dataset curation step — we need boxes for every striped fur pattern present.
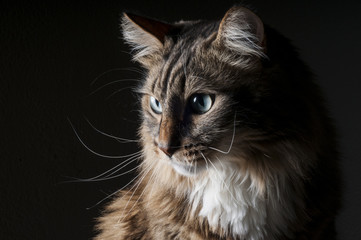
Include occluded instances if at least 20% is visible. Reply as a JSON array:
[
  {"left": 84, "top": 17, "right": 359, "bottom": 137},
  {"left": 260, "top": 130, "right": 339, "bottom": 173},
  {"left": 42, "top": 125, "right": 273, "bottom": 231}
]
[{"left": 95, "top": 6, "right": 341, "bottom": 240}]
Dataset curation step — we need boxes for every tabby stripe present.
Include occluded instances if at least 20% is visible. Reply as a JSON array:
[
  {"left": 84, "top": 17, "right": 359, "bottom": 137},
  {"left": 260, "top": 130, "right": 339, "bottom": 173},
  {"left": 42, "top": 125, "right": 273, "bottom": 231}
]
[
  {"left": 159, "top": 50, "right": 183, "bottom": 99},
  {"left": 166, "top": 64, "right": 184, "bottom": 95},
  {"left": 178, "top": 52, "right": 191, "bottom": 95}
]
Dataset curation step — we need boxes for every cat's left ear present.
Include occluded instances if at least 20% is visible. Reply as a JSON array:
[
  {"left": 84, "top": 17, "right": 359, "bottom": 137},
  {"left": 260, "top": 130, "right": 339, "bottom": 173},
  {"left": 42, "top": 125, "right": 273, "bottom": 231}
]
[
  {"left": 215, "top": 6, "right": 265, "bottom": 58},
  {"left": 122, "top": 13, "right": 178, "bottom": 67}
]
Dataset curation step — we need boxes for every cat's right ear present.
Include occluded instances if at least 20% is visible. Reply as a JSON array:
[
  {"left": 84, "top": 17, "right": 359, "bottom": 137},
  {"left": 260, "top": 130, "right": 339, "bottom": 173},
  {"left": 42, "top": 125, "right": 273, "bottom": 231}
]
[
  {"left": 214, "top": 6, "right": 266, "bottom": 66},
  {"left": 122, "top": 13, "right": 176, "bottom": 67}
]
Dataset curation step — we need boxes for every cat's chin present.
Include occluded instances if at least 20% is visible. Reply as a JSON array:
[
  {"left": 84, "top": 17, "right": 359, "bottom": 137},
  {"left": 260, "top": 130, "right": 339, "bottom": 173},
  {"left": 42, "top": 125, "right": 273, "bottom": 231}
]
[{"left": 170, "top": 160, "right": 205, "bottom": 177}]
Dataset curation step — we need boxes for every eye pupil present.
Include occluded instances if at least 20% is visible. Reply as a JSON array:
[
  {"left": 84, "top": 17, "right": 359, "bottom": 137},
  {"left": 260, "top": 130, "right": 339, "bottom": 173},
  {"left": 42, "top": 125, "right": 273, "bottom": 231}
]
[
  {"left": 191, "top": 94, "right": 213, "bottom": 114},
  {"left": 194, "top": 96, "right": 204, "bottom": 107}
]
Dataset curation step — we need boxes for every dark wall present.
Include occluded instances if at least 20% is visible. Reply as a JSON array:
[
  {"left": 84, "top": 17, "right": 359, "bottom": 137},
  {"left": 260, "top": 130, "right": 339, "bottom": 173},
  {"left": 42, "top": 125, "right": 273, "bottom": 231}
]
[{"left": 1, "top": 1, "right": 360, "bottom": 239}]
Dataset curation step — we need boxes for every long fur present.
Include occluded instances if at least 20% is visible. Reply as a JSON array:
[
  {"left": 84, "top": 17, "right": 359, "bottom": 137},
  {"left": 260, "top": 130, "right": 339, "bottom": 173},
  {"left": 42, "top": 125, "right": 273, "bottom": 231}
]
[{"left": 95, "top": 6, "right": 341, "bottom": 240}]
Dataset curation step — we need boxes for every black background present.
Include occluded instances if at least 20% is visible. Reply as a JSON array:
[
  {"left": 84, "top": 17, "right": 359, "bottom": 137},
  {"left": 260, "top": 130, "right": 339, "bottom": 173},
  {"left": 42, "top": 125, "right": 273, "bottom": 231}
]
[{"left": 1, "top": 1, "right": 360, "bottom": 239}]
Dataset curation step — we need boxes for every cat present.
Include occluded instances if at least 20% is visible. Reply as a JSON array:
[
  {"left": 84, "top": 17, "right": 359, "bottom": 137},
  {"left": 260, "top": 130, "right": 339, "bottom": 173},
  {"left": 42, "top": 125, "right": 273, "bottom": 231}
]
[{"left": 94, "top": 5, "right": 341, "bottom": 240}]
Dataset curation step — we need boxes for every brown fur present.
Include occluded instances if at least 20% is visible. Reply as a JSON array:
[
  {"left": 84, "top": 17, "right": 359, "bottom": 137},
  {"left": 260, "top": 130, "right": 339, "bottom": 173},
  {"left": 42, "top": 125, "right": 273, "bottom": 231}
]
[{"left": 95, "top": 6, "right": 341, "bottom": 240}]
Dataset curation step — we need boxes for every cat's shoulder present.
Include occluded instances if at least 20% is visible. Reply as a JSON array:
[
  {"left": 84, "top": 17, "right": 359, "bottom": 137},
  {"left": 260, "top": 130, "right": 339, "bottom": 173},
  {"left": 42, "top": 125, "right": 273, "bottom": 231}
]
[{"left": 94, "top": 190, "right": 148, "bottom": 240}]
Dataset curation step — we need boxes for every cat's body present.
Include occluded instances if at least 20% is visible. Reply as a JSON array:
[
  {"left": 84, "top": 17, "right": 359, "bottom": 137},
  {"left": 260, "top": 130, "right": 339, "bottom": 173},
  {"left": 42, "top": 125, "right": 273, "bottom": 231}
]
[{"left": 95, "top": 6, "right": 340, "bottom": 240}]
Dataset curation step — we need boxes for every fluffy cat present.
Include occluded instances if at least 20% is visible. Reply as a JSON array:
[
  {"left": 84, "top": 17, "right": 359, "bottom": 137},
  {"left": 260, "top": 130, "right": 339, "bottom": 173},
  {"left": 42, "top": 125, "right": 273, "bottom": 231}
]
[{"left": 94, "top": 6, "right": 341, "bottom": 240}]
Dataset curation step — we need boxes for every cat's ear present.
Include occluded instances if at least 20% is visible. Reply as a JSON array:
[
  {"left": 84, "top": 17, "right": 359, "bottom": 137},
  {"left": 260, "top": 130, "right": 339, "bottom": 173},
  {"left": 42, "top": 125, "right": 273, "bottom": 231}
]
[
  {"left": 215, "top": 6, "right": 265, "bottom": 60},
  {"left": 122, "top": 13, "right": 177, "bottom": 67}
]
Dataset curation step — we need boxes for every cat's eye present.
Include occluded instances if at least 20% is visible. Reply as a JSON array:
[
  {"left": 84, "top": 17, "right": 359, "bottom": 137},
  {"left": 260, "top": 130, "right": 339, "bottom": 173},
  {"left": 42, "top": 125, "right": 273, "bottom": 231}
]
[
  {"left": 190, "top": 94, "right": 214, "bottom": 114},
  {"left": 150, "top": 96, "right": 162, "bottom": 114}
]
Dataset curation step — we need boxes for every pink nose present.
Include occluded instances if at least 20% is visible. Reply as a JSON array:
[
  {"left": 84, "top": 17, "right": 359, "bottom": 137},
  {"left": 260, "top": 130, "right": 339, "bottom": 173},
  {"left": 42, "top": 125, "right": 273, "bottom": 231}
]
[
  {"left": 158, "top": 119, "right": 180, "bottom": 158},
  {"left": 158, "top": 145, "right": 175, "bottom": 157}
]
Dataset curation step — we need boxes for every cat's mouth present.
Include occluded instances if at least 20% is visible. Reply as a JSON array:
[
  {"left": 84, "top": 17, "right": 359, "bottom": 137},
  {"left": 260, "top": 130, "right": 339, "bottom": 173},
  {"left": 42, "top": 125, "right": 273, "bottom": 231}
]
[
  {"left": 154, "top": 141, "right": 210, "bottom": 176},
  {"left": 170, "top": 148, "right": 209, "bottom": 176}
]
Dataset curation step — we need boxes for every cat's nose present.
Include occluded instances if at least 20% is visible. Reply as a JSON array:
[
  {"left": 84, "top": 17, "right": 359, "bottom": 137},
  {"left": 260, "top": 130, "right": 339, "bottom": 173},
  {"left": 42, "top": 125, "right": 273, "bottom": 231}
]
[
  {"left": 158, "top": 144, "right": 175, "bottom": 157},
  {"left": 158, "top": 119, "right": 180, "bottom": 157}
]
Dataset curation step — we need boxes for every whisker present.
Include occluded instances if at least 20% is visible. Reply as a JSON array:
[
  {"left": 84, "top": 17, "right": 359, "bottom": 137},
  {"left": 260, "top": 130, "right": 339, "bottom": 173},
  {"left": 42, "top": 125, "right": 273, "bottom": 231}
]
[
  {"left": 90, "top": 67, "right": 144, "bottom": 86},
  {"left": 215, "top": 156, "right": 226, "bottom": 169},
  {"left": 200, "top": 152, "right": 238, "bottom": 203},
  {"left": 90, "top": 154, "right": 140, "bottom": 180},
  {"left": 215, "top": 157, "right": 242, "bottom": 202},
  {"left": 117, "top": 164, "right": 153, "bottom": 222},
  {"left": 199, "top": 151, "right": 209, "bottom": 171},
  {"left": 84, "top": 117, "right": 139, "bottom": 143},
  {"left": 64, "top": 153, "right": 141, "bottom": 183},
  {"left": 116, "top": 117, "right": 139, "bottom": 125},
  {"left": 89, "top": 79, "right": 141, "bottom": 96},
  {"left": 121, "top": 166, "right": 157, "bottom": 222},
  {"left": 81, "top": 165, "right": 140, "bottom": 182},
  {"left": 86, "top": 190, "right": 121, "bottom": 210},
  {"left": 144, "top": 165, "right": 159, "bottom": 209},
  {"left": 106, "top": 86, "right": 135, "bottom": 100},
  {"left": 68, "top": 118, "right": 140, "bottom": 159},
  {"left": 208, "top": 113, "right": 236, "bottom": 154},
  {"left": 85, "top": 164, "right": 145, "bottom": 210}
]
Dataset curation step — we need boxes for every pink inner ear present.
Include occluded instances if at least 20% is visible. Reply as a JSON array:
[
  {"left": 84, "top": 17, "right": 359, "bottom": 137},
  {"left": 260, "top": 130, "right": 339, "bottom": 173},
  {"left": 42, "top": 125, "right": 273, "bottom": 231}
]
[{"left": 124, "top": 13, "right": 175, "bottom": 44}]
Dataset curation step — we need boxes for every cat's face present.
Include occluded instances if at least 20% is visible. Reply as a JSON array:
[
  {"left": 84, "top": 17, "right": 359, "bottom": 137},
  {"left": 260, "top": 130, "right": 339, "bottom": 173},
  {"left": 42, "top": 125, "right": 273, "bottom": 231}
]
[
  {"left": 139, "top": 41, "right": 265, "bottom": 177},
  {"left": 123, "top": 7, "right": 266, "bottom": 177},
  {"left": 140, "top": 49, "right": 236, "bottom": 176}
]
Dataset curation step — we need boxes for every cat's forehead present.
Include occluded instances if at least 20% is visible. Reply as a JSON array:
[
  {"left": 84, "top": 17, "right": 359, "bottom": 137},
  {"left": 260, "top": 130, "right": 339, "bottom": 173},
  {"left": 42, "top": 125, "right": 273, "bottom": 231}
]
[
  {"left": 143, "top": 43, "right": 205, "bottom": 99},
  {"left": 140, "top": 21, "right": 249, "bottom": 101},
  {"left": 146, "top": 50, "right": 232, "bottom": 95}
]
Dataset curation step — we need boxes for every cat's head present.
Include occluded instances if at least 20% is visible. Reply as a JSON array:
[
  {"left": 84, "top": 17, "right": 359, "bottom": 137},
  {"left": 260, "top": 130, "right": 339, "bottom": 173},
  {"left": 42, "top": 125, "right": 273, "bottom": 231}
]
[{"left": 121, "top": 6, "right": 311, "bottom": 183}]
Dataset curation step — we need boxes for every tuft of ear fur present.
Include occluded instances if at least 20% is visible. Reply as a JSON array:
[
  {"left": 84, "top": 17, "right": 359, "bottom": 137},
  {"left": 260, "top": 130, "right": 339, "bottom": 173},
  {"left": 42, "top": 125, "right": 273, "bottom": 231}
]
[
  {"left": 121, "top": 13, "right": 175, "bottom": 66},
  {"left": 215, "top": 6, "right": 265, "bottom": 60}
]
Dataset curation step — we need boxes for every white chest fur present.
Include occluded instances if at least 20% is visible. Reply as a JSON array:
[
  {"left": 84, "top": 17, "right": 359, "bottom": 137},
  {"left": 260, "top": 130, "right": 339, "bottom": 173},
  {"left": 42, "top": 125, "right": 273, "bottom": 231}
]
[{"left": 189, "top": 164, "right": 270, "bottom": 240}]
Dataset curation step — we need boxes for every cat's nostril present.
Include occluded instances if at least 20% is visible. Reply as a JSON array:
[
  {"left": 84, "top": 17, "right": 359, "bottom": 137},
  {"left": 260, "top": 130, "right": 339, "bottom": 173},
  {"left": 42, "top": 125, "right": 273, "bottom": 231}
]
[{"left": 158, "top": 144, "right": 175, "bottom": 157}]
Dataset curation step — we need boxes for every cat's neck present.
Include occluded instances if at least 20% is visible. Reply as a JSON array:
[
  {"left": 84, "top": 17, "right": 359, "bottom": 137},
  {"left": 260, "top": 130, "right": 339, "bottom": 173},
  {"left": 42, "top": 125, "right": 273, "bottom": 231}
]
[
  {"left": 141, "top": 157, "right": 294, "bottom": 240},
  {"left": 189, "top": 163, "right": 269, "bottom": 239}
]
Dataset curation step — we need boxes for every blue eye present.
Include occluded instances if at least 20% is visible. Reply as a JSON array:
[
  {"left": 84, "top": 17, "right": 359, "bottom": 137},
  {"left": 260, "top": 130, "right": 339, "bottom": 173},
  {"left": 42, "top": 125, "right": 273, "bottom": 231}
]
[
  {"left": 190, "top": 94, "right": 214, "bottom": 114},
  {"left": 150, "top": 96, "right": 162, "bottom": 114}
]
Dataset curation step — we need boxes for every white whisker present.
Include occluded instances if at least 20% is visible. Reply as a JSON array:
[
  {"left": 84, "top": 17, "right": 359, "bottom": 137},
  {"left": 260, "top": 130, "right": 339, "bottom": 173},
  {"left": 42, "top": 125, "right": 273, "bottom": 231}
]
[
  {"left": 68, "top": 118, "right": 139, "bottom": 159},
  {"left": 106, "top": 86, "right": 134, "bottom": 100},
  {"left": 117, "top": 164, "right": 153, "bottom": 222},
  {"left": 121, "top": 166, "right": 157, "bottom": 223},
  {"left": 208, "top": 113, "right": 236, "bottom": 154},
  {"left": 144, "top": 165, "right": 159, "bottom": 209},
  {"left": 64, "top": 153, "right": 141, "bottom": 183},
  {"left": 199, "top": 151, "right": 209, "bottom": 171},
  {"left": 200, "top": 151, "right": 238, "bottom": 203},
  {"left": 214, "top": 157, "right": 239, "bottom": 202},
  {"left": 90, "top": 67, "right": 144, "bottom": 86},
  {"left": 89, "top": 165, "right": 140, "bottom": 182},
  {"left": 89, "top": 79, "right": 141, "bottom": 96},
  {"left": 75, "top": 161, "right": 140, "bottom": 182},
  {"left": 85, "top": 117, "right": 139, "bottom": 143},
  {"left": 215, "top": 156, "right": 225, "bottom": 169},
  {"left": 85, "top": 164, "right": 145, "bottom": 210}
]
